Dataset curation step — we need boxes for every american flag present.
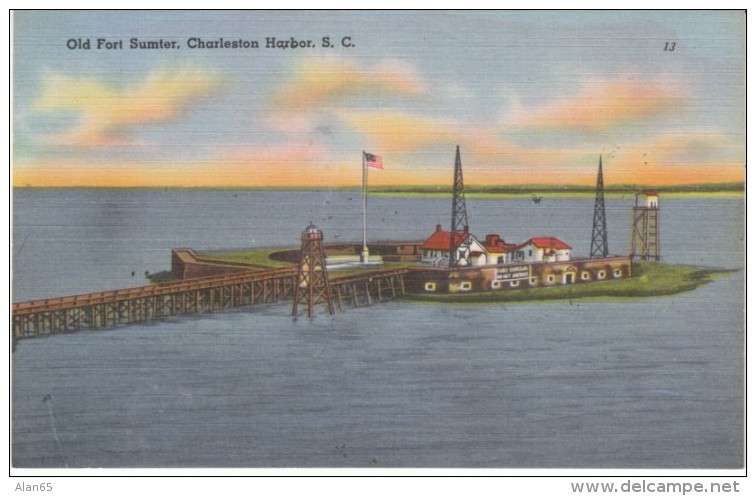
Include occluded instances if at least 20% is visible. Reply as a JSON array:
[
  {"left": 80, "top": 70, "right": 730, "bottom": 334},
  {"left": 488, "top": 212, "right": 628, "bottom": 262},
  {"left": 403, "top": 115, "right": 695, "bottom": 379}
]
[{"left": 364, "top": 152, "right": 383, "bottom": 170}]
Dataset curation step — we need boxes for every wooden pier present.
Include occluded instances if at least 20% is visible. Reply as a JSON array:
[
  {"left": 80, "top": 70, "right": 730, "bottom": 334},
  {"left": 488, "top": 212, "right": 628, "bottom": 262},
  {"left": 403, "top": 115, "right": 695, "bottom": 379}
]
[
  {"left": 12, "top": 267, "right": 411, "bottom": 339},
  {"left": 330, "top": 269, "right": 408, "bottom": 311}
]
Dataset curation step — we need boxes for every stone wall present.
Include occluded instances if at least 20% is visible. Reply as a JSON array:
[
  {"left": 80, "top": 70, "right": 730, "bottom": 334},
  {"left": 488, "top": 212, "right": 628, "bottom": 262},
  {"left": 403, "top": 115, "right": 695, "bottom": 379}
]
[
  {"left": 171, "top": 249, "right": 262, "bottom": 280},
  {"left": 406, "top": 257, "right": 632, "bottom": 294}
]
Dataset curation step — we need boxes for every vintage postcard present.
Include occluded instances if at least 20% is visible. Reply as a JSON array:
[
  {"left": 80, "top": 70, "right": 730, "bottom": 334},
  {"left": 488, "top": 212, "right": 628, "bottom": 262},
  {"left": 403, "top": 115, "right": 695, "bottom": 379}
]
[{"left": 11, "top": 10, "right": 745, "bottom": 479}]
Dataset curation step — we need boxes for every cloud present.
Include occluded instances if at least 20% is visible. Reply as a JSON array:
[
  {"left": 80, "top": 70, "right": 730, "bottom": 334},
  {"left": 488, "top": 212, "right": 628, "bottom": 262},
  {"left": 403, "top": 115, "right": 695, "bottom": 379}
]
[
  {"left": 268, "top": 58, "right": 427, "bottom": 126},
  {"left": 332, "top": 106, "right": 743, "bottom": 186},
  {"left": 33, "top": 67, "right": 223, "bottom": 147},
  {"left": 503, "top": 76, "right": 688, "bottom": 132},
  {"left": 262, "top": 58, "right": 432, "bottom": 154},
  {"left": 336, "top": 110, "right": 458, "bottom": 153},
  {"left": 336, "top": 109, "right": 576, "bottom": 169},
  {"left": 15, "top": 127, "right": 744, "bottom": 188},
  {"left": 593, "top": 130, "right": 744, "bottom": 185},
  {"left": 21, "top": 62, "right": 740, "bottom": 188},
  {"left": 646, "top": 132, "right": 741, "bottom": 163},
  {"left": 210, "top": 143, "right": 361, "bottom": 187},
  {"left": 14, "top": 143, "right": 351, "bottom": 188},
  {"left": 219, "top": 143, "right": 328, "bottom": 168}
]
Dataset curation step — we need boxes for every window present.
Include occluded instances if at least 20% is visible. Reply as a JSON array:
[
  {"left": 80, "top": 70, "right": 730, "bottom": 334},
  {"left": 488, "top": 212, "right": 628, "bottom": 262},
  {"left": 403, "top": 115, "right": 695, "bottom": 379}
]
[
  {"left": 497, "top": 256, "right": 504, "bottom": 264},
  {"left": 613, "top": 269, "right": 622, "bottom": 278},
  {"left": 460, "top": 281, "right": 472, "bottom": 291},
  {"left": 528, "top": 249, "right": 533, "bottom": 256},
  {"left": 546, "top": 275, "right": 555, "bottom": 284},
  {"left": 529, "top": 277, "right": 538, "bottom": 286},
  {"left": 510, "top": 280, "right": 520, "bottom": 288},
  {"left": 597, "top": 270, "right": 606, "bottom": 280},
  {"left": 491, "top": 280, "right": 501, "bottom": 289},
  {"left": 581, "top": 271, "right": 591, "bottom": 281},
  {"left": 424, "top": 282, "right": 436, "bottom": 292}
]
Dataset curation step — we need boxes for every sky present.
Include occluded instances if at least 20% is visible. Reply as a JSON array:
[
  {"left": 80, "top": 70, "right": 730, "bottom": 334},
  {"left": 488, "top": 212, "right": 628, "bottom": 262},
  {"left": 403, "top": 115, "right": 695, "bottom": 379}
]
[{"left": 12, "top": 10, "right": 746, "bottom": 188}]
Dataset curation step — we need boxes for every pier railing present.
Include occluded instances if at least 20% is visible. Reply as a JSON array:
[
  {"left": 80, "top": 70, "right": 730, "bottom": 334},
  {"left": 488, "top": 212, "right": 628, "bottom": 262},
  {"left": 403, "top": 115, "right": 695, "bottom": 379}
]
[
  {"left": 12, "top": 267, "right": 412, "bottom": 339},
  {"left": 12, "top": 267, "right": 297, "bottom": 339},
  {"left": 330, "top": 268, "right": 409, "bottom": 310}
]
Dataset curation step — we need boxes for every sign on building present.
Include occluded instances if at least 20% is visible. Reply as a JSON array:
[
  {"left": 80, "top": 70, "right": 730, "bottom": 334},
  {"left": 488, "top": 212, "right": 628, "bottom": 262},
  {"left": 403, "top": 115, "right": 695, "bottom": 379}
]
[{"left": 495, "top": 265, "right": 530, "bottom": 281}]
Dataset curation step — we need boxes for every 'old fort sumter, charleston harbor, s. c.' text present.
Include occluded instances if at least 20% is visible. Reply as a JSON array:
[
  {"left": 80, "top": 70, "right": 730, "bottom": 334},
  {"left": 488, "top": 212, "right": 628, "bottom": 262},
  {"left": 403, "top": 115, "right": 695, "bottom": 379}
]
[{"left": 66, "top": 36, "right": 356, "bottom": 51}]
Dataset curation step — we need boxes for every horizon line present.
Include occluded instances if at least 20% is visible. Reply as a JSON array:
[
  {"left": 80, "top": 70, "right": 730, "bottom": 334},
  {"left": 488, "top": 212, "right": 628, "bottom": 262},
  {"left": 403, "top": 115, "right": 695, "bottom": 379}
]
[{"left": 11, "top": 182, "right": 745, "bottom": 191}]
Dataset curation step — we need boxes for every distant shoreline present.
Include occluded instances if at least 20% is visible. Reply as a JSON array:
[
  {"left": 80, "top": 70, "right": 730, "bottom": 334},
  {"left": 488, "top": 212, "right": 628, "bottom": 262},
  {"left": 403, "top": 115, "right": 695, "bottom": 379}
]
[
  {"left": 11, "top": 182, "right": 745, "bottom": 198},
  {"left": 373, "top": 191, "right": 744, "bottom": 199}
]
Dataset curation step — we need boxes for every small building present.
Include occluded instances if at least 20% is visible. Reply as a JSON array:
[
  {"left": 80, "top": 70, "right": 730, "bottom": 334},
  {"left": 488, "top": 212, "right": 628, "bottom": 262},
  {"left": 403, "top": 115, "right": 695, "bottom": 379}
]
[
  {"left": 481, "top": 234, "right": 518, "bottom": 265},
  {"left": 631, "top": 190, "right": 661, "bottom": 261},
  {"left": 511, "top": 237, "right": 571, "bottom": 263},
  {"left": 421, "top": 227, "right": 571, "bottom": 267},
  {"left": 420, "top": 225, "right": 486, "bottom": 266},
  {"left": 638, "top": 190, "right": 659, "bottom": 208}
]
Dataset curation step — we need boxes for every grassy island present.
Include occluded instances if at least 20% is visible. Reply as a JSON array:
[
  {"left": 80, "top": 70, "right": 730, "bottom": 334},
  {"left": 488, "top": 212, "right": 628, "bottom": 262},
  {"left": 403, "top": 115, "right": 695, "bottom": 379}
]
[
  {"left": 404, "top": 262, "right": 734, "bottom": 305},
  {"left": 192, "top": 246, "right": 732, "bottom": 305},
  {"left": 198, "top": 248, "right": 294, "bottom": 267}
]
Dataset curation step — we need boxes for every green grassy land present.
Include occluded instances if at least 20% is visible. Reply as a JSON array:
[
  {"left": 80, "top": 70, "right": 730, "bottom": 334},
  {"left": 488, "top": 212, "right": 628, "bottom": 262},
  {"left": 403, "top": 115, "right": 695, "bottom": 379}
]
[
  {"left": 374, "top": 191, "right": 744, "bottom": 200},
  {"left": 16, "top": 183, "right": 743, "bottom": 197},
  {"left": 370, "top": 183, "right": 744, "bottom": 199},
  {"left": 198, "top": 249, "right": 418, "bottom": 276},
  {"left": 198, "top": 248, "right": 294, "bottom": 267},
  {"left": 192, "top": 247, "right": 732, "bottom": 305},
  {"left": 404, "top": 262, "right": 734, "bottom": 305},
  {"left": 370, "top": 182, "right": 744, "bottom": 195}
]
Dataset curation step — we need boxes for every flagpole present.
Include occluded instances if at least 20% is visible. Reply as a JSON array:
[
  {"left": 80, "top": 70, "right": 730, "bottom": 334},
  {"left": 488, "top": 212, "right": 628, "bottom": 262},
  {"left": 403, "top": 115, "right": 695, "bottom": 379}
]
[{"left": 361, "top": 151, "right": 369, "bottom": 263}]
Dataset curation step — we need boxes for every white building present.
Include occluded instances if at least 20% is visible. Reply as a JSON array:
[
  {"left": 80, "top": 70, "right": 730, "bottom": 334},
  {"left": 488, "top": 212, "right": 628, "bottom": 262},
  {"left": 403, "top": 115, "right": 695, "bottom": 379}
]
[
  {"left": 421, "top": 227, "right": 571, "bottom": 267},
  {"left": 481, "top": 234, "right": 517, "bottom": 265},
  {"left": 638, "top": 190, "right": 659, "bottom": 208},
  {"left": 420, "top": 225, "right": 487, "bottom": 266},
  {"left": 510, "top": 237, "right": 572, "bottom": 263}
]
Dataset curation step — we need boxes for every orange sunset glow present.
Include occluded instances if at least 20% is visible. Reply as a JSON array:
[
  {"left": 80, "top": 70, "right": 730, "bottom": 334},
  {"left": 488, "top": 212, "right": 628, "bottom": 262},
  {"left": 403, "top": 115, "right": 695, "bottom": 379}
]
[{"left": 13, "top": 12, "right": 744, "bottom": 190}]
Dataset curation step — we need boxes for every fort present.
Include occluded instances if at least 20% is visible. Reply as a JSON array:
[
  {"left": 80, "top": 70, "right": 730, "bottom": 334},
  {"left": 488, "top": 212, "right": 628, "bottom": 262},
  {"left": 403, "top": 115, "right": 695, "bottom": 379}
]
[{"left": 14, "top": 145, "right": 715, "bottom": 340}]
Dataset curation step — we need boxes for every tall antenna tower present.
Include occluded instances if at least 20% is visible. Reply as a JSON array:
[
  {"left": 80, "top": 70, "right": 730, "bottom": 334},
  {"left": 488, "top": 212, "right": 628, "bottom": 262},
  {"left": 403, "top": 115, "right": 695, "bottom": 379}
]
[
  {"left": 590, "top": 155, "right": 609, "bottom": 258},
  {"left": 291, "top": 223, "right": 335, "bottom": 318},
  {"left": 630, "top": 191, "right": 661, "bottom": 262},
  {"left": 449, "top": 145, "right": 471, "bottom": 267}
]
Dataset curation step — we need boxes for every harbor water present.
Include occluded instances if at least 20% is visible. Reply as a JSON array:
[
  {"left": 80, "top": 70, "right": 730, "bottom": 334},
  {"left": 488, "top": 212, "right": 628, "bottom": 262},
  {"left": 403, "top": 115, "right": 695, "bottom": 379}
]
[{"left": 11, "top": 189, "right": 744, "bottom": 468}]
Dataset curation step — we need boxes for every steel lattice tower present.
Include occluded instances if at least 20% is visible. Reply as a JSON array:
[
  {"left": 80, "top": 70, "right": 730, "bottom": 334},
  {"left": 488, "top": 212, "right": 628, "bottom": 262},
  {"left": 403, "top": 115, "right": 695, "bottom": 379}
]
[
  {"left": 630, "top": 192, "right": 661, "bottom": 262},
  {"left": 291, "top": 223, "right": 335, "bottom": 318},
  {"left": 449, "top": 145, "right": 471, "bottom": 267},
  {"left": 590, "top": 155, "right": 609, "bottom": 258}
]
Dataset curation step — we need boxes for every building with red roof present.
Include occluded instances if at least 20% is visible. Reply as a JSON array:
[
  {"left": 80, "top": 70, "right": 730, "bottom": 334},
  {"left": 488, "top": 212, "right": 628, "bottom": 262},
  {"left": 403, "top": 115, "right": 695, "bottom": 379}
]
[
  {"left": 637, "top": 190, "right": 659, "bottom": 208},
  {"left": 481, "top": 234, "right": 518, "bottom": 264},
  {"left": 420, "top": 224, "right": 487, "bottom": 266},
  {"left": 413, "top": 223, "right": 629, "bottom": 295},
  {"left": 420, "top": 226, "right": 570, "bottom": 266},
  {"left": 511, "top": 237, "right": 572, "bottom": 263}
]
